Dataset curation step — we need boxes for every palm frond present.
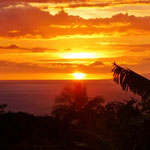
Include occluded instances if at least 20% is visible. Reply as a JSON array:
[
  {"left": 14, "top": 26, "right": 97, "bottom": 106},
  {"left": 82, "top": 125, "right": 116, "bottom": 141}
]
[{"left": 112, "top": 63, "right": 150, "bottom": 99}]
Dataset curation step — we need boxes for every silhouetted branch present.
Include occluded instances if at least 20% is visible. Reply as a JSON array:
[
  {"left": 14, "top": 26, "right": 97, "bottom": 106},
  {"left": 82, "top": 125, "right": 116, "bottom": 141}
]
[{"left": 112, "top": 63, "right": 150, "bottom": 99}]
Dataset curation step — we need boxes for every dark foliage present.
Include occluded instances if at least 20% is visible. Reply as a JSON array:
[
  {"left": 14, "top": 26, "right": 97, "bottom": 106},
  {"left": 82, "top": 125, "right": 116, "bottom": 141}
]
[
  {"left": 1, "top": 80, "right": 150, "bottom": 150},
  {"left": 112, "top": 63, "right": 150, "bottom": 99},
  {"left": 0, "top": 104, "right": 7, "bottom": 114}
]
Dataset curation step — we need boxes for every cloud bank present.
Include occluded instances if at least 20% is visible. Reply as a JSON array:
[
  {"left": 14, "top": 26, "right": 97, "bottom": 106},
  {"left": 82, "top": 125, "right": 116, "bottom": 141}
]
[{"left": 0, "top": 3, "right": 150, "bottom": 39}]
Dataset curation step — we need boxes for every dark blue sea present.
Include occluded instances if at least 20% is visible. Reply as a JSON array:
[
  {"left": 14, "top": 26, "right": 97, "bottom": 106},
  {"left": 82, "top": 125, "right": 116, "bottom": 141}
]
[{"left": 0, "top": 80, "right": 139, "bottom": 115}]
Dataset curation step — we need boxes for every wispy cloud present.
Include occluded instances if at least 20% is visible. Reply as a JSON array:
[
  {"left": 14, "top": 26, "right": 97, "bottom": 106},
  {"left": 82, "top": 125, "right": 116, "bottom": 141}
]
[{"left": 0, "top": 44, "right": 58, "bottom": 53}]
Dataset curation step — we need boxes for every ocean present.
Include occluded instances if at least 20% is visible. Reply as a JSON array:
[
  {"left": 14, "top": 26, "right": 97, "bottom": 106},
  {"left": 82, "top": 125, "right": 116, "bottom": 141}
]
[{"left": 0, "top": 80, "right": 139, "bottom": 115}]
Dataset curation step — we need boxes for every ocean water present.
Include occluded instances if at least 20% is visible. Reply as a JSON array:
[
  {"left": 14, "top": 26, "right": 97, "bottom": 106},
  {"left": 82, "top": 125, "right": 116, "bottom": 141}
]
[{"left": 0, "top": 80, "right": 139, "bottom": 115}]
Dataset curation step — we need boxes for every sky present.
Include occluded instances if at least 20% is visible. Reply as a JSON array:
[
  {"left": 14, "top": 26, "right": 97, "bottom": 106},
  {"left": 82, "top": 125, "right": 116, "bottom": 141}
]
[{"left": 0, "top": 0, "right": 150, "bottom": 80}]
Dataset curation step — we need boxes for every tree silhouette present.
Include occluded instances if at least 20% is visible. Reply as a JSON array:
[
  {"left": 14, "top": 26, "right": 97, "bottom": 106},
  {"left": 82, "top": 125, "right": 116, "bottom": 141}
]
[
  {"left": 51, "top": 81, "right": 119, "bottom": 150},
  {"left": 52, "top": 81, "right": 105, "bottom": 128},
  {"left": 52, "top": 81, "right": 88, "bottom": 120},
  {"left": 112, "top": 63, "right": 150, "bottom": 99}
]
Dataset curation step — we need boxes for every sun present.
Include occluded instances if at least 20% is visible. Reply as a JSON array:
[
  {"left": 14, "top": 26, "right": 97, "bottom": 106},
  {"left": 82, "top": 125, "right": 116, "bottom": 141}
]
[{"left": 72, "top": 73, "right": 86, "bottom": 80}]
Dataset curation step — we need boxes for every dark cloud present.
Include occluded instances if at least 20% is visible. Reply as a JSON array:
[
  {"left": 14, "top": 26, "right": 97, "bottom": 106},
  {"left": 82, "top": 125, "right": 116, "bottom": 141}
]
[
  {"left": 0, "top": 3, "right": 150, "bottom": 38},
  {"left": 31, "top": 47, "right": 58, "bottom": 52},
  {"left": 0, "top": 0, "right": 149, "bottom": 4},
  {"left": 64, "top": 2, "right": 111, "bottom": 8},
  {"left": 0, "top": 60, "right": 110, "bottom": 74},
  {"left": 0, "top": 44, "right": 20, "bottom": 49},
  {"left": 76, "top": 62, "right": 110, "bottom": 74},
  {"left": 0, "top": 44, "right": 58, "bottom": 53},
  {"left": 102, "top": 43, "right": 150, "bottom": 53},
  {"left": 89, "top": 61, "right": 104, "bottom": 66},
  {"left": 96, "top": 43, "right": 150, "bottom": 52},
  {"left": 0, "top": 0, "right": 149, "bottom": 11},
  {"left": 0, "top": 58, "right": 149, "bottom": 75},
  {"left": 66, "top": 0, "right": 150, "bottom": 8},
  {"left": 0, "top": 0, "right": 88, "bottom": 4}
]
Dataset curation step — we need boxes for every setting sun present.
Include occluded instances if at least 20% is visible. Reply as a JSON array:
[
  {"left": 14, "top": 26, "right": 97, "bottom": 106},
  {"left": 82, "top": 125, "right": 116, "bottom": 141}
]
[{"left": 73, "top": 73, "right": 86, "bottom": 80}]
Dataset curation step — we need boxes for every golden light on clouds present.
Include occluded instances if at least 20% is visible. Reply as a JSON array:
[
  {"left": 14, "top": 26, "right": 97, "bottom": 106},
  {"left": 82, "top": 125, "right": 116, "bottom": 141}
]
[
  {"left": 0, "top": 0, "right": 149, "bottom": 79},
  {"left": 63, "top": 53, "right": 96, "bottom": 59}
]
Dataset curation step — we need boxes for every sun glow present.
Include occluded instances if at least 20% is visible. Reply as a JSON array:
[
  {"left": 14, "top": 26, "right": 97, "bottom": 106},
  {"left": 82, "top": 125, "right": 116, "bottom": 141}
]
[
  {"left": 63, "top": 53, "right": 95, "bottom": 59},
  {"left": 73, "top": 73, "right": 86, "bottom": 80}
]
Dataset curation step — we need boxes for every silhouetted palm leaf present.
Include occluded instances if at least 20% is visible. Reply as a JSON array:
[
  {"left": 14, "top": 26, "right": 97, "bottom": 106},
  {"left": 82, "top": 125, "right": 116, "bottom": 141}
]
[{"left": 112, "top": 63, "right": 150, "bottom": 99}]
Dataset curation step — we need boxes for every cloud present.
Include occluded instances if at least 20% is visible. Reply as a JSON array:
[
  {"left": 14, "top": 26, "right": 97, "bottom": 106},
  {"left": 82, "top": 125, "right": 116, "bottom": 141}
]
[
  {"left": 30, "top": 47, "right": 58, "bottom": 52},
  {"left": 1, "top": 0, "right": 150, "bottom": 4},
  {"left": 0, "top": 58, "right": 149, "bottom": 76},
  {"left": 12, "top": 0, "right": 87, "bottom": 2},
  {"left": 66, "top": 1, "right": 150, "bottom": 8},
  {"left": 0, "top": 44, "right": 58, "bottom": 53},
  {"left": 0, "top": 59, "right": 110, "bottom": 74},
  {"left": 76, "top": 62, "right": 110, "bottom": 74},
  {"left": 0, "top": 3, "right": 150, "bottom": 38},
  {"left": 0, "top": 44, "right": 20, "bottom": 49},
  {"left": 89, "top": 61, "right": 104, "bottom": 67},
  {"left": 96, "top": 43, "right": 150, "bottom": 52},
  {"left": 65, "top": 2, "right": 112, "bottom": 8},
  {"left": 64, "top": 48, "right": 72, "bottom": 51}
]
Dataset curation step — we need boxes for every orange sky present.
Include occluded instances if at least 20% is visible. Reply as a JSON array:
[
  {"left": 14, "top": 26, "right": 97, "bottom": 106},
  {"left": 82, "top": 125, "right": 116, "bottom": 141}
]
[{"left": 0, "top": 0, "right": 150, "bottom": 80}]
